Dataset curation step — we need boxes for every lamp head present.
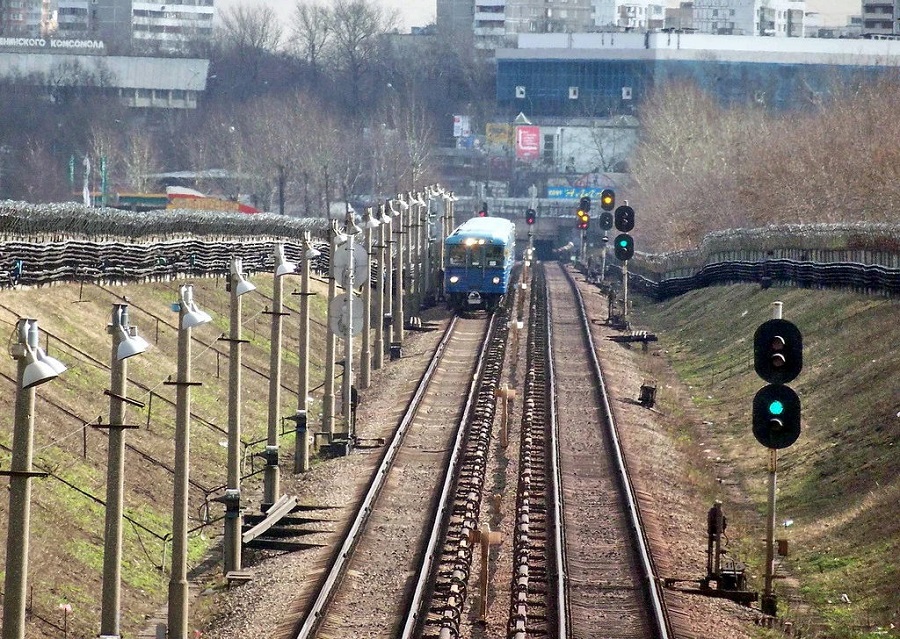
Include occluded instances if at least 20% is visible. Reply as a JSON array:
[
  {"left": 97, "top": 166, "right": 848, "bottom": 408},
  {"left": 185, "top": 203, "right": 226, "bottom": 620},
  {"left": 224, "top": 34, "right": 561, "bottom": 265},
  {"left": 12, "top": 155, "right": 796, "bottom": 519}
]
[
  {"left": 344, "top": 216, "right": 362, "bottom": 237},
  {"left": 179, "top": 285, "right": 212, "bottom": 329},
  {"left": 230, "top": 257, "right": 256, "bottom": 296},
  {"left": 19, "top": 319, "right": 65, "bottom": 387},
  {"left": 363, "top": 208, "right": 381, "bottom": 229},
  {"left": 116, "top": 326, "right": 149, "bottom": 360},
  {"left": 22, "top": 353, "right": 59, "bottom": 389},
  {"left": 274, "top": 243, "right": 296, "bottom": 277}
]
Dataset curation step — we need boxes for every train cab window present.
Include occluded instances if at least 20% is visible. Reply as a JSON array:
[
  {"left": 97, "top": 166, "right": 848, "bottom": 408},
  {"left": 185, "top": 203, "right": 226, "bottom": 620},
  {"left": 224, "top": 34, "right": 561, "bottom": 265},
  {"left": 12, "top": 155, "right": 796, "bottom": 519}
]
[
  {"left": 485, "top": 245, "right": 503, "bottom": 266},
  {"left": 470, "top": 247, "right": 482, "bottom": 267},
  {"left": 449, "top": 245, "right": 467, "bottom": 266}
]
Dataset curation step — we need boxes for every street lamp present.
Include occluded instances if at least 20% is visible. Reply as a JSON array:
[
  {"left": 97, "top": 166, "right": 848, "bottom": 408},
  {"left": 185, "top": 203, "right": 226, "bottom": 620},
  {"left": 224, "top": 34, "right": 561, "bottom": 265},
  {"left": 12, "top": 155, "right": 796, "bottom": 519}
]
[
  {"left": 2, "top": 319, "right": 66, "bottom": 639},
  {"left": 359, "top": 208, "right": 381, "bottom": 388},
  {"left": 337, "top": 210, "right": 361, "bottom": 442},
  {"left": 373, "top": 204, "right": 390, "bottom": 371},
  {"left": 264, "top": 243, "right": 294, "bottom": 509},
  {"left": 167, "top": 285, "right": 211, "bottom": 639},
  {"left": 393, "top": 194, "right": 408, "bottom": 352},
  {"left": 294, "top": 233, "right": 321, "bottom": 474},
  {"left": 100, "top": 304, "right": 148, "bottom": 639},
  {"left": 222, "top": 258, "right": 254, "bottom": 576}
]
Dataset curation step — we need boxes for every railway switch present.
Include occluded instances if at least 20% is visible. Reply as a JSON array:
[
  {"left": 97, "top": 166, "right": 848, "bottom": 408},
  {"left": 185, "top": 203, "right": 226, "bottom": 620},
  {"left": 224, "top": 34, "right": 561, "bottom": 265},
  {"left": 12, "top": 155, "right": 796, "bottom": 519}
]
[{"left": 663, "top": 502, "right": 758, "bottom": 606}]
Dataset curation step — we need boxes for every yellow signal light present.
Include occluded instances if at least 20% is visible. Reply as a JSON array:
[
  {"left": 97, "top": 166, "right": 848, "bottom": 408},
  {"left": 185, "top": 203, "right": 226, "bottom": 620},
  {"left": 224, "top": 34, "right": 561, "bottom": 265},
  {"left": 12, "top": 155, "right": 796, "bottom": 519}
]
[{"left": 599, "top": 188, "right": 615, "bottom": 211}]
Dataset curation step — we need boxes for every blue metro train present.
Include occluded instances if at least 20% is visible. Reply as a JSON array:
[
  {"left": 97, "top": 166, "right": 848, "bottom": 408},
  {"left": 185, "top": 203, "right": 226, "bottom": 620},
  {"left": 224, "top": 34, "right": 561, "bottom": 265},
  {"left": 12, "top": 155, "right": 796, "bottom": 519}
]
[{"left": 444, "top": 216, "right": 516, "bottom": 311}]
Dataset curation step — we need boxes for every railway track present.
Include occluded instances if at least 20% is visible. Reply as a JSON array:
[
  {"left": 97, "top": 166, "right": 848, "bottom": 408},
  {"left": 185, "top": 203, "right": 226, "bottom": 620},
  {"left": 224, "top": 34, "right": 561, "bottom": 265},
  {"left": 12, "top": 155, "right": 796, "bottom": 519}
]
[
  {"left": 506, "top": 261, "right": 671, "bottom": 639},
  {"left": 285, "top": 312, "right": 498, "bottom": 639}
]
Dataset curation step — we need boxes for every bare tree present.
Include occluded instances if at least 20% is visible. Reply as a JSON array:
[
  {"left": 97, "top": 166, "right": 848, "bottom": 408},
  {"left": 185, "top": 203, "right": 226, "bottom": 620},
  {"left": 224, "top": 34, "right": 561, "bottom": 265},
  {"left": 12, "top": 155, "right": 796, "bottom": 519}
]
[
  {"left": 16, "top": 139, "right": 70, "bottom": 203},
  {"left": 389, "top": 91, "right": 438, "bottom": 190},
  {"left": 213, "top": 4, "right": 285, "bottom": 101},
  {"left": 218, "top": 4, "right": 284, "bottom": 52},
  {"left": 291, "top": 1, "right": 333, "bottom": 76},
  {"left": 122, "top": 133, "right": 161, "bottom": 193},
  {"left": 329, "top": 0, "right": 398, "bottom": 115}
]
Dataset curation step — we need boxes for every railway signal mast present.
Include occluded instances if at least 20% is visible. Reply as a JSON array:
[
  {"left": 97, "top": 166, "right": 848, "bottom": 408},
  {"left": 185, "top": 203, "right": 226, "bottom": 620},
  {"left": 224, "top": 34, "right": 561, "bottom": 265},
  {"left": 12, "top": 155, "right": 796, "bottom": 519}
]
[
  {"left": 752, "top": 303, "right": 803, "bottom": 617},
  {"left": 576, "top": 196, "right": 591, "bottom": 262},
  {"left": 612, "top": 200, "right": 634, "bottom": 316}
]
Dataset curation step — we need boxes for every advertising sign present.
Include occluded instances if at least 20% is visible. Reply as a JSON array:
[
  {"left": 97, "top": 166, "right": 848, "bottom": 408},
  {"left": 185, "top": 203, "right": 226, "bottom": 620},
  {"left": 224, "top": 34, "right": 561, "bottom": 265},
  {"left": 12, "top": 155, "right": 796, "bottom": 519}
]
[
  {"left": 452, "top": 115, "right": 471, "bottom": 138},
  {"left": 515, "top": 126, "right": 540, "bottom": 160},
  {"left": 486, "top": 123, "right": 514, "bottom": 152},
  {"left": 546, "top": 186, "right": 614, "bottom": 200}
]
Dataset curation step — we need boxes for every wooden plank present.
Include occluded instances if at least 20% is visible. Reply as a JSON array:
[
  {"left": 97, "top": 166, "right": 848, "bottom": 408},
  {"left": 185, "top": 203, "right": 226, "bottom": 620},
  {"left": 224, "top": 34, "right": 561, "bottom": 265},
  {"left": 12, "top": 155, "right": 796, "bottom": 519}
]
[{"left": 241, "top": 495, "right": 297, "bottom": 544}]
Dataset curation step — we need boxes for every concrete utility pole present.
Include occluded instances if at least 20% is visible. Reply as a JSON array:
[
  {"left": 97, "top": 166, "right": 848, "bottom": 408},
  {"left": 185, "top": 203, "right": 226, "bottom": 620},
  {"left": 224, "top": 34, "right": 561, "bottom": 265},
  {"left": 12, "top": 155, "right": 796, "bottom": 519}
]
[
  {"left": 321, "top": 229, "right": 339, "bottom": 438},
  {"left": 100, "top": 305, "right": 148, "bottom": 639},
  {"left": 392, "top": 195, "right": 407, "bottom": 356},
  {"left": 339, "top": 208, "right": 361, "bottom": 441},
  {"left": 294, "top": 232, "right": 319, "bottom": 473},
  {"left": 222, "top": 259, "right": 255, "bottom": 575},
  {"left": 373, "top": 204, "right": 389, "bottom": 370},
  {"left": 384, "top": 200, "right": 397, "bottom": 360},
  {"left": 264, "top": 244, "right": 295, "bottom": 509},
  {"left": 167, "top": 285, "right": 211, "bottom": 639},
  {"left": 360, "top": 208, "right": 379, "bottom": 388},
  {"left": 411, "top": 192, "right": 423, "bottom": 310},
  {"left": 2, "top": 319, "right": 66, "bottom": 639}
]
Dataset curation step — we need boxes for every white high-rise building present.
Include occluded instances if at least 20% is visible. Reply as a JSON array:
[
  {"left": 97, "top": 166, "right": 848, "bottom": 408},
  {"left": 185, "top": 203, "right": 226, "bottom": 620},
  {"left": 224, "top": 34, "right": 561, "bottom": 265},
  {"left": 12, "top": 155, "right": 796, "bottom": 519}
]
[{"left": 2, "top": 0, "right": 215, "bottom": 52}]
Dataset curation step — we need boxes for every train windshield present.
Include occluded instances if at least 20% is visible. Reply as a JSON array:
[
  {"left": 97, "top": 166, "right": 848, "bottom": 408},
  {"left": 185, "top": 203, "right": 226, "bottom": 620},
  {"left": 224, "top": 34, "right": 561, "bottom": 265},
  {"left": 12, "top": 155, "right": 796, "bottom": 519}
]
[
  {"left": 449, "top": 245, "right": 467, "bottom": 266},
  {"left": 485, "top": 244, "right": 503, "bottom": 266}
]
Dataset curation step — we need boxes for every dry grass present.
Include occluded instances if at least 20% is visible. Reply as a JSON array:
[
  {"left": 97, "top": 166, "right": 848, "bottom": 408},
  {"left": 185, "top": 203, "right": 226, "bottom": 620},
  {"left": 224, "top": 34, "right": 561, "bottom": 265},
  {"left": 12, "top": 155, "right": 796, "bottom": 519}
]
[
  {"left": 0, "top": 273, "right": 338, "bottom": 638},
  {"left": 632, "top": 284, "right": 899, "bottom": 637},
  {"left": 630, "top": 77, "right": 900, "bottom": 252}
]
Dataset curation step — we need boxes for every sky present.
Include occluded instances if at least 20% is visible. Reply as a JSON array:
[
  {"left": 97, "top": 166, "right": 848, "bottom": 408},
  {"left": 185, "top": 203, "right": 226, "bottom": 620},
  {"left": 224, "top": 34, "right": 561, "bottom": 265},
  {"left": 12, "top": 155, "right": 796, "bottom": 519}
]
[
  {"left": 215, "top": 0, "right": 437, "bottom": 33},
  {"left": 216, "top": 0, "right": 857, "bottom": 32}
]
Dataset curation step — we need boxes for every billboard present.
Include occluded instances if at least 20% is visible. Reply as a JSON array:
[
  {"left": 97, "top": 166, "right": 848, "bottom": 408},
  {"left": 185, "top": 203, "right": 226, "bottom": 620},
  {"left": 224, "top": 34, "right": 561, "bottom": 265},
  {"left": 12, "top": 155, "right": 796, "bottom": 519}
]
[
  {"left": 452, "top": 115, "right": 471, "bottom": 138},
  {"left": 485, "top": 123, "right": 514, "bottom": 152},
  {"left": 515, "top": 126, "right": 540, "bottom": 160}
]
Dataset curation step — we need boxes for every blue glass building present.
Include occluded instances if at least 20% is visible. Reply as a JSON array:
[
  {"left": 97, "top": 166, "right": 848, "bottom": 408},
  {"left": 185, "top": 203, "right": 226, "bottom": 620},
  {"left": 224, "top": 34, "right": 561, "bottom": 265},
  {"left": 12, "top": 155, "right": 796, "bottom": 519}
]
[{"left": 496, "top": 32, "right": 900, "bottom": 116}]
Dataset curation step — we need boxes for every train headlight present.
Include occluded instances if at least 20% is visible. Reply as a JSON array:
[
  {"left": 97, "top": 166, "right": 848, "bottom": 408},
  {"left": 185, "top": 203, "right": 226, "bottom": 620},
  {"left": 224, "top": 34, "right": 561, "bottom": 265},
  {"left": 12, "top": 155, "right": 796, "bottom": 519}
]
[
  {"left": 492, "top": 276, "right": 501, "bottom": 284},
  {"left": 449, "top": 276, "right": 460, "bottom": 283}
]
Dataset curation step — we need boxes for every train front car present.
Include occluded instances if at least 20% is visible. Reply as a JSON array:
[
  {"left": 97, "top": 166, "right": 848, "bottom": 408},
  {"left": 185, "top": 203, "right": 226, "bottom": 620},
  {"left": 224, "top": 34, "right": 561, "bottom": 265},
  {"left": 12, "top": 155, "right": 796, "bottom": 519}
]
[{"left": 444, "top": 217, "right": 516, "bottom": 312}]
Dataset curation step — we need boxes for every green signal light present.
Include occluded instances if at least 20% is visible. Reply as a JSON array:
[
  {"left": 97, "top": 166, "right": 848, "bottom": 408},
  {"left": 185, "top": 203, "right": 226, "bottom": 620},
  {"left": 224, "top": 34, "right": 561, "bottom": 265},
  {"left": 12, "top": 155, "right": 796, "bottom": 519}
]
[
  {"left": 768, "top": 400, "right": 785, "bottom": 415},
  {"left": 618, "top": 239, "right": 628, "bottom": 247}
]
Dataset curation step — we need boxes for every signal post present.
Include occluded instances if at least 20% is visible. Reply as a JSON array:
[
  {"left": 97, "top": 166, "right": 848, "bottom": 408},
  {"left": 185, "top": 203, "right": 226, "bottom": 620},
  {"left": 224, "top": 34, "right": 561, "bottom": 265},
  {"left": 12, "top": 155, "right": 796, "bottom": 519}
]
[{"left": 752, "top": 301, "right": 803, "bottom": 617}]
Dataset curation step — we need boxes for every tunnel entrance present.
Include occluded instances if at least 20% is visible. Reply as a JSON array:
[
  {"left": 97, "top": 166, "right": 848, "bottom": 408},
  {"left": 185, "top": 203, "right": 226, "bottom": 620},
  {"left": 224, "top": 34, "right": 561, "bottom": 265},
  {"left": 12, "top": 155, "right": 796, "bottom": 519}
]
[{"left": 531, "top": 239, "right": 556, "bottom": 261}]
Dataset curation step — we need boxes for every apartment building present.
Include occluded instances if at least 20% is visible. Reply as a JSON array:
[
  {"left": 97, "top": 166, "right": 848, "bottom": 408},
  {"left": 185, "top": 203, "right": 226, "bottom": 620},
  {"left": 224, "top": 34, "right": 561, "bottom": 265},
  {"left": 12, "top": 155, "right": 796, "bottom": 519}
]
[
  {"left": 691, "top": 0, "right": 806, "bottom": 36},
  {"left": 0, "top": 0, "right": 50, "bottom": 36},
  {"left": 2, "top": 0, "right": 214, "bottom": 52},
  {"left": 861, "top": 0, "right": 899, "bottom": 35},
  {"left": 438, "top": 0, "right": 596, "bottom": 51}
]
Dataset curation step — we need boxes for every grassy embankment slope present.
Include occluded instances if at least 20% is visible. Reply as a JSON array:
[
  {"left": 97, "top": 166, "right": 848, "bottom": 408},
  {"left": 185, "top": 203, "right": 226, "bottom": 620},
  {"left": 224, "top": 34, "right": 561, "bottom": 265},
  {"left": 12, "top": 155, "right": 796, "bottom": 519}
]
[
  {"left": 0, "top": 274, "right": 332, "bottom": 638},
  {"left": 633, "top": 284, "right": 899, "bottom": 638}
]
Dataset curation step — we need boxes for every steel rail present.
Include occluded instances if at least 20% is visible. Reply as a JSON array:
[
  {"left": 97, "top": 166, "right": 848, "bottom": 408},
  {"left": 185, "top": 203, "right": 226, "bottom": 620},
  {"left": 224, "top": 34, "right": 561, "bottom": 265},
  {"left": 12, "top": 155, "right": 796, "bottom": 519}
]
[
  {"left": 543, "top": 268, "right": 570, "bottom": 639},
  {"left": 291, "top": 314, "right": 461, "bottom": 639},
  {"left": 398, "top": 311, "right": 500, "bottom": 638},
  {"left": 563, "top": 265, "right": 673, "bottom": 639}
]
